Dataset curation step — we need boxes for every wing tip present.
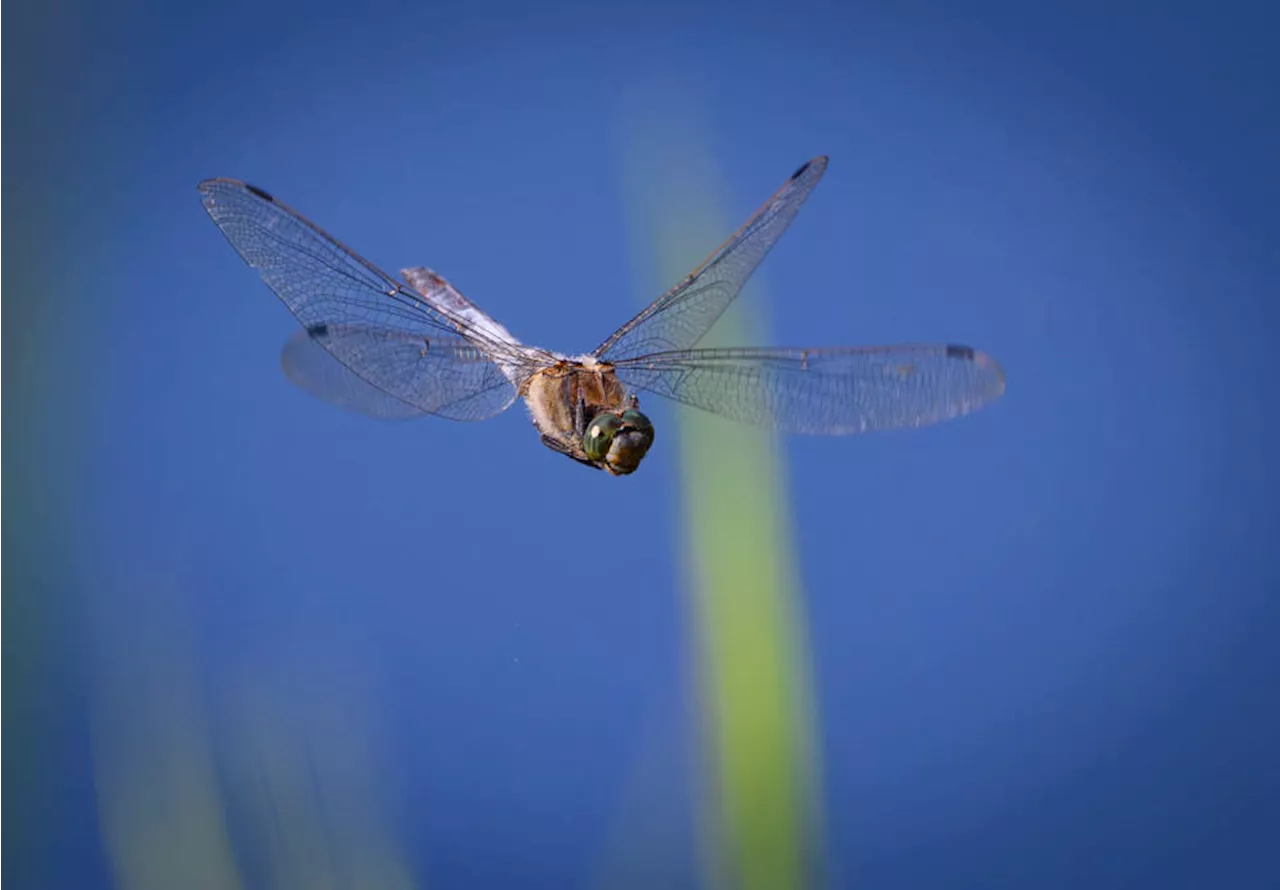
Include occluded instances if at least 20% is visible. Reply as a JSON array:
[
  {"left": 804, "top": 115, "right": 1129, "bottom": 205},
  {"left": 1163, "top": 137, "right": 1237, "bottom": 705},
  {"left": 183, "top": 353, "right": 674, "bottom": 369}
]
[
  {"left": 947, "top": 344, "right": 1007, "bottom": 397},
  {"left": 791, "top": 155, "right": 830, "bottom": 181},
  {"left": 195, "top": 178, "right": 275, "bottom": 203}
]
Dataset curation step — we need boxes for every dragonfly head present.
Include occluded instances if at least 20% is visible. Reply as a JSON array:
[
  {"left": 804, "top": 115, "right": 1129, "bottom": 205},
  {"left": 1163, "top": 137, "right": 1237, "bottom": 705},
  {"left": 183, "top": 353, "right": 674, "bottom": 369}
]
[{"left": 584, "top": 409, "right": 654, "bottom": 475}]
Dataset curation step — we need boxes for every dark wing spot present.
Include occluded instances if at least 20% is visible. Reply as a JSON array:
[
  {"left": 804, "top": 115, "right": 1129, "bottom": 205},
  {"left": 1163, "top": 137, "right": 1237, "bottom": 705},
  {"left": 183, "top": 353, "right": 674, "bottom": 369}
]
[
  {"left": 306, "top": 323, "right": 329, "bottom": 339},
  {"left": 946, "top": 344, "right": 975, "bottom": 361},
  {"left": 245, "top": 183, "right": 275, "bottom": 202},
  {"left": 791, "top": 160, "right": 811, "bottom": 180}
]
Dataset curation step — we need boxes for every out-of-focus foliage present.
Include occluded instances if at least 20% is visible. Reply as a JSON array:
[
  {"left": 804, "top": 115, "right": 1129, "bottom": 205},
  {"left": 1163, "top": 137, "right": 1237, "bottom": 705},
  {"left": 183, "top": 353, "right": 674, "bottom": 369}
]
[
  {"left": 619, "top": 98, "right": 824, "bottom": 890},
  {"left": 1, "top": 5, "right": 81, "bottom": 886},
  {"left": 89, "top": 582, "right": 416, "bottom": 890}
]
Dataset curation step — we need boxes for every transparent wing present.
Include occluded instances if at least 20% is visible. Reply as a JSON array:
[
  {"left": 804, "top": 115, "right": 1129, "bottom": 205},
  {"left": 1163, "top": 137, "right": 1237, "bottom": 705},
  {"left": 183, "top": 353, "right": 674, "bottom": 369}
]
[
  {"left": 281, "top": 325, "right": 520, "bottom": 421},
  {"left": 612, "top": 344, "right": 1006, "bottom": 434},
  {"left": 199, "top": 178, "right": 526, "bottom": 420},
  {"left": 594, "top": 157, "right": 828, "bottom": 361},
  {"left": 281, "top": 327, "right": 423, "bottom": 419}
]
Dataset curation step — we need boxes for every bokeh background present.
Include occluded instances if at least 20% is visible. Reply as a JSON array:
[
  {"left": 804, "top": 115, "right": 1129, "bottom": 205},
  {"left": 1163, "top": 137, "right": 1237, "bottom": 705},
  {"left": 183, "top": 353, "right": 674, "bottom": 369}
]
[{"left": 6, "top": 1, "right": 1278, "bottom": 888}]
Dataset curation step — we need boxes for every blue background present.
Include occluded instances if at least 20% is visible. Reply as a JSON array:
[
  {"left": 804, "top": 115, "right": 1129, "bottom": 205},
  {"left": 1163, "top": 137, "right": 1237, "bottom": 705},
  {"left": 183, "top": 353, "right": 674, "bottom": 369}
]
[{"left": 6, "top": 1, "right": 1278, "bottom": 888}]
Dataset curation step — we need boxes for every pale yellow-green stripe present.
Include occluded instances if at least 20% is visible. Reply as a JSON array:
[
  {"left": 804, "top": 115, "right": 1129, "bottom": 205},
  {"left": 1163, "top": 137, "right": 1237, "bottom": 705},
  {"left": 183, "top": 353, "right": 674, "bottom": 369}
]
[
  {"left": 614, "top": 97, "right": 825, "bottom": 889},
  {"left": 90, "top": 582, "right": 418, "bottom": 890}
]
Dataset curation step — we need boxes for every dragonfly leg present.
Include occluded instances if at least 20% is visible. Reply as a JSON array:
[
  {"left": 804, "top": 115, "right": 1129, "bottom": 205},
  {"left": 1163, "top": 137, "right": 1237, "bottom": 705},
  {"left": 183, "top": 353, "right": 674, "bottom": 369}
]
[{"left": 540, "top": 434, "right": 600, "bottom": 469}]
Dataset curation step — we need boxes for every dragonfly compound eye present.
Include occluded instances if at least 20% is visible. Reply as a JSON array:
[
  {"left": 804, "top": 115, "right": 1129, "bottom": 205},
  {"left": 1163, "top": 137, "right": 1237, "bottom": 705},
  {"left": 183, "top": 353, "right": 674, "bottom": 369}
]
[
  {"left": 584, "top": 413, "right": 624, "bottom": 462},
  {"left": 604, "top": 410, "right": 655, "bottom": 475},
  {"left": 620, "top": 409, "right": 654, "bottom": 438}
]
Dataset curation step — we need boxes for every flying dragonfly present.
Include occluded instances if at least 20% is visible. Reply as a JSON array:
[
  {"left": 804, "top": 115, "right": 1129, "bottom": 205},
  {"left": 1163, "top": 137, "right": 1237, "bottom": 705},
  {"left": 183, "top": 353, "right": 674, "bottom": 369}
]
[{"left": 198, "top": 157, "right": 1005, "bottom": 475}]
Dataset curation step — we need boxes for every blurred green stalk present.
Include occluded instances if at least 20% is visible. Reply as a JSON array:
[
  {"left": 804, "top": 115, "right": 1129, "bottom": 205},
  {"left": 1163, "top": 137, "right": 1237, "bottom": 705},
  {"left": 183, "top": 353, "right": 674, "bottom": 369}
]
[
  {"left": 620, "top": 103, "right": 825, "bottom": 890},
  {"left": 90, "top": 587, "right": 245, "bottom": 890},
  {"left": 5, "top": 3, "right": 100, "bottom": 885},
  {"left": 679, "top": 328, "right": 824, "bottom": 890},
  {"left": 89, "top": 584, "right": 417, "bottom": 890}
]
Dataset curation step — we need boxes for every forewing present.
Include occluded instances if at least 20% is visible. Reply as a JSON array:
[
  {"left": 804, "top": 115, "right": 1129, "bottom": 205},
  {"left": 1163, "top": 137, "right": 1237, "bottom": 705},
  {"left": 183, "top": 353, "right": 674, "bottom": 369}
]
[
  {"left": 612, "top": 344, "right": 1006, "bottom": 434},
  {"left": 594, "top": 157, "right": 828, "bottom": 361},
  {"left": 282, "top": 325, "right": 519, "bottom": 421},
  {"left": 199, "top": 178, "right": 522, "bottom": 419}
]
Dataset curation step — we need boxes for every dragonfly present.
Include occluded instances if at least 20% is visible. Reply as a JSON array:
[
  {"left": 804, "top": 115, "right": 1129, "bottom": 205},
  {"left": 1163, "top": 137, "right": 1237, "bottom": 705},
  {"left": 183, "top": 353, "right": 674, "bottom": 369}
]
[{"left": 198, "top": 157, "right": 1005, "bottom": 475}]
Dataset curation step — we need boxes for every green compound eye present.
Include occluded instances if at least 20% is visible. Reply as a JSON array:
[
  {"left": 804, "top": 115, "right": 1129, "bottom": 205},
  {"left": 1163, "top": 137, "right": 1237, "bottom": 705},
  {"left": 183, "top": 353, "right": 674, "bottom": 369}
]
[
  {"left": 620, "top": 410, "right": 653, "bottom": 437},
  {"left": 584, "top": 412, "right": 624, "bottom": 461}
]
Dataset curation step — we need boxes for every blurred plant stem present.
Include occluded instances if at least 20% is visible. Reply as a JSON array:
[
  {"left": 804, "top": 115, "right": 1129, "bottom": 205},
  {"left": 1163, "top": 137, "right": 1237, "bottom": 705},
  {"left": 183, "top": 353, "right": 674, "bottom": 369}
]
[
  {"left": 89, "top": 578, "right": 417, "bottom": 889},
  {"left": 90, "top": 584, "right": 245, "bottom": 890},
  {"left": 1, "top": 3, "right": 87, "bottom": 886},
  {"left": 619, "top": 96, "right": 825, "bottom": 890},
  {"left": 220, "top": 653, "right": 418, "bottom": 890}
]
